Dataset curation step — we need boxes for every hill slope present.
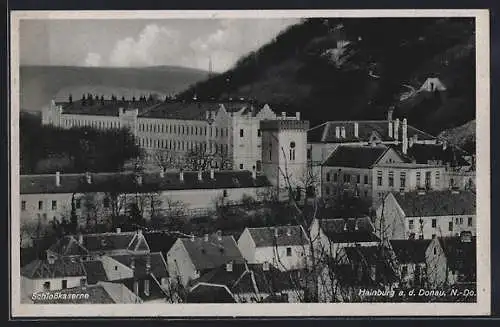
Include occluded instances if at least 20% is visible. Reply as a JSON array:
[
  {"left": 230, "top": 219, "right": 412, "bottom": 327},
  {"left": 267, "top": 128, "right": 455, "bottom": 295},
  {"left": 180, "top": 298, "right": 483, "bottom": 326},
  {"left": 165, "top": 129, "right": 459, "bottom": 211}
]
[
  {"left": 20, "top": 65, "right": 209, "bottom": 111},
  {"left": 178, "top": 18, "right": 475, "bottom": 135},
  {"left": 438, "top": 120, "right": 476, "bottom": 153}
]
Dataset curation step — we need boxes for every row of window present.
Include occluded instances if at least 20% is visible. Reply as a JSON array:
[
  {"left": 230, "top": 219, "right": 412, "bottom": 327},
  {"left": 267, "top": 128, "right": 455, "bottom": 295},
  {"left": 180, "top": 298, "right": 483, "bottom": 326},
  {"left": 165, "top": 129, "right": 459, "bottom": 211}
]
[
  {"left": 140, "top": 138, "right": 229, "bottom": 154},
  {"left": 326, "top": 172, "right": 370, "bottom": 185},
  {"left": 324, "top": 186, "right": 369, "bottom": 198},
  {"left": 139, "top": 123, "right": 229, "bottom": 138},
  {"left": 408, "top": 217, "right": 474, "bottom": 230},
  {"left": 62, "top": 119, "right": 119, "bottom": 129},
  {"left": 22, "top": 200, "right": 59, "bottom": 211}
]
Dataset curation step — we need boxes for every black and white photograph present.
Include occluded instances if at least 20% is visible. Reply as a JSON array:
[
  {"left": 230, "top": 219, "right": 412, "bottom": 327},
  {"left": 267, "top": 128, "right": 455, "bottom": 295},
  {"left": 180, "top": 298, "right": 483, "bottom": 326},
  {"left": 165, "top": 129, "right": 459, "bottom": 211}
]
[{"left": 10, "top": 9, "right": 490, "bottom": 317}]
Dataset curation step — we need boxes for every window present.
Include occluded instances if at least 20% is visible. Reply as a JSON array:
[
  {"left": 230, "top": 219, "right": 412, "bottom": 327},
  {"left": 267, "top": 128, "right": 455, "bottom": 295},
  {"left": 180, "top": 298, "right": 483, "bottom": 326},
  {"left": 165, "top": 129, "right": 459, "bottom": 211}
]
[
  {"left": 80, "top": 278, "right": 87, "bottom": 287},
  {"left": 223, "top": 190, "right": 228, "bottom": 197},
  {"left": 432, "top": 219, "right": 437, "bottom": 228},
  {"left": 433, "top": 247, "right": 437, "bottom": 255},
  {"left": 103, "top": 197, "right": 110, "bottom": 208},
  {"left": 388, "top": 171, "right": 394, "bottom": 187},
  {"left": 344, "top": 174, "right": 350, "bottom": 183},
  {"left": 257, "top": 129, "right": 261, "bottom": 137},
  {"left": 43, "top": 281, "right": 50, "bottom": 291},
  {"left": 432, "top": 234, "right": 436, "bottom": 239},
  {"left": 240, "top": 129, "right": 244, "bottom": 137},
  {"left": 468, "top": 217, "right": 473, "bottom": 227},
  {"left": 256, "top": 160, "right": 262, "bottom": 171},
  {"left": 333, "top": 173, "right": 338, "bottom": 182},
  {"left": 364, "top": 175, "right": 368, "bottom": 185},
  {"left": 114, "top": 266, "right": 118, "bottom": 270},
  {"left": 239, "top": 164, "right": 244, "bottom": 170},
  {"left": 62, "top": 280, "right": 68, "bottom": 289},
  {"left": 425, "top": 171, "right": 431, "bottom": 189},
  {"left": 435, "top": 171, "right": 440, "bottom": 185},
  {"left": 416, "top": 172, "right": 421, "bottom": 187},
  {"left": 286, "top": 247, "right": 292, "bottom": 257},
  {"left": 364, "top": 190, "right": 368, "bottom": 198},
  {"left": 356, "top": 174, "right": 361, "bottom": 184},
  {"left": 400, "top": 172, "right": 406, "bottom": 188},
  {"left": 289, "top": 142, "right": 296, "bottom": 161},
  {"left": 38, "top": 201, "right": 43, "bottom": 210},
  {"left": 21, "top": 201, "right": 26, "bottom": 211},
  {"left": 377, "top": 171, "right": 383, "bottom": 186},
  {"left": 409, "top": 220, "right": 414, "bottom": 230},
  {"left": 459, "top": 217, "right": 464, "bottom": 225},
  {"left": 307, "top": 148, "right": 311, "bottom": 159},
  {"left": 326, "top": 173, "right": 331, "bottom": 182},
  {"left": 455, "top": 217, "right": 459, "bottom": 224},
  {"left": 448, "top": 221, "right": 453, "bottom": 232},
  {"left": 401, "top": 265, "right": 408, "bottom": 278},
  {"left": 51, "top": 200, "right": 57, "bottom": 210}
]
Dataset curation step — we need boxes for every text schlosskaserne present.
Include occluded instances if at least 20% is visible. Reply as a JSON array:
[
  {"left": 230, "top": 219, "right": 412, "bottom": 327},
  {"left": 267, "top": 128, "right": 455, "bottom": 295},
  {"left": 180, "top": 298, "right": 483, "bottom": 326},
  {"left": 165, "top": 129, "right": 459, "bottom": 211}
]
[{"left": 31, "top": 291, "right": 90, "bottom": 302}]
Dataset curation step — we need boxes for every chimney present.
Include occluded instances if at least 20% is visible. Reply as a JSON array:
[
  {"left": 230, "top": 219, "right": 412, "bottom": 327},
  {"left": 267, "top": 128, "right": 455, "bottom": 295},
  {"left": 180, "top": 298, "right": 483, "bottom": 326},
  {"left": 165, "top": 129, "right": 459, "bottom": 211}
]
[
  {"left": 179, "top": 169, "right": 184, "bottom": 182},
  {"left": 205, "top": 111, "right": 210, "bottom": 120},
  {"left": 340, "top": 126, "right": 346, "bottom": 138},
  {"left": 216, "top": 230, "right": 222, "bottom": 241},
  {"left": 226, "top": 261, "right": 233, "bottom": 272},
  {"left": 443, "top": 140, "right": 448, "bottom": 150},
  {"left": 252, "top": 166, "right": 257, "bottom": 179},
  {"left": 388, "top": 120, "right": 394, "bottom": 138},
  {"left": 354, "top": 219, "right": 359, "bottom": 231},
  {"left": 204, "top": 233, "right": 209, "bottom": 241},
  {"left": 146, "top": 255, "right": 151, "bottom": 274},
  {"left": 136, "top": 174, "right": 143, "bottom": 186},
  {"left": 286, "top": 226, "right": 292, "bottom": 236},
  {"left": 393, "top": 119, "right": 400, "bottom": 141},
  {"left": 210, "top": 168, "right": 215, "bottom": 180},
  {"left": 159, "top": 168, "right": 165, "bottom": 178},
  {"left": 281, "top": 112, "right": 286, "bottom": 119},
  {"left": 295, "top": 112, "right": 301, "bottom": 120},
  {"left": 55, "top": 171, "right": 61, "bottom": 187},
  {"left": 47, "top": 256, "right": 55, "bottom": 265},
  {"left": 402, "top": 118, "right": 408, "bottom": 154},
  {"left": 78, "top": 233, "right": 84, "bottom": 245},
  {"left": 85, "top": 172, "right": 92, "bottom": 184},
  {"left": 354, "top": 122, "right": 359, "bottom": 138},
  {"left": 116, "top": 227, "right": 121, "bottom": 234},
  {"left": 133, "top": 281, "right": 139, "bottom": 296},
  {"left": 190, "top": 234, "right": 195, "bottom": 242},
  {"left": 130, "top": 257, "right": 135, "bottom": 270},
  {"left": 263, "top": 261, "right": 270, "bottom": 271},
  {"left": 198, "top": 169, "right": 203, "bottom": 181},
  {"left": 335, "top": 126, "right": 340, "bottom": 139},
  {"left": 387, "top": 107, "right": 394, "bottom": 122}
]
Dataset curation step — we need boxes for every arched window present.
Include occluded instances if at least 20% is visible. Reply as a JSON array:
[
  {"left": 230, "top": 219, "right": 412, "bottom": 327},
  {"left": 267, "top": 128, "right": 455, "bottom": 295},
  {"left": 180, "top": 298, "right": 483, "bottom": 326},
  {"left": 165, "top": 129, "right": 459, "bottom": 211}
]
[{"left": 289, "top": 141, "right": 296, "bottom": 161}]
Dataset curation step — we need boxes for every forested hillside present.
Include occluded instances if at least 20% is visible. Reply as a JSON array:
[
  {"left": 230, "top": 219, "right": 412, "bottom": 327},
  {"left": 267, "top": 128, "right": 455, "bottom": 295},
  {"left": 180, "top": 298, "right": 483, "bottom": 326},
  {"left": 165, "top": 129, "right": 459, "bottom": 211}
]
[{"left": 178, "top": 18, "right": 475, "bottom": 135}]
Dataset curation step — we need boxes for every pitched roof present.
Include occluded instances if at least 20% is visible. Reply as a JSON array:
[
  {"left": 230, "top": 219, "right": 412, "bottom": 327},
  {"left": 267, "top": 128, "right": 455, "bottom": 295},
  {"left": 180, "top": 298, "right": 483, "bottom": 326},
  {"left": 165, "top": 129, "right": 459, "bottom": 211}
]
[
  {"left": 404, "top": 143, "right": 470, "bottom": 166},
  {"left": 392, "top": 190, "right": 476, "bottom": 217},
  {"left": 111, "top": 252, "right": 169, "bottom": 279},
  {"left": 48, "top": 231, "right": 146, "bottom": 256},
  {"left": 390, "top": 239, "right": 432, "bottom": 263},
  {"left": 180, "top": 234, "right": 245, "bottom": 271},
  {"left": 246, "top": 225, "right": 310, "bottom": 247},
  {"left": 144, "top": 231, "right": 179, "bottom": 257},
  {"left": 192, "top": 263, "right": 298, "bottom": 296},
  {"left": 21, "top": 170, "right": 271, "bottom": 194},
  {"left": 111, "top": 275, "right": 168, "bottom": 302},
  {"left": 82, "top": 260, "right": 108, "bottom": 284},
  {"left": 186, "top": 283, "right": 237, "bottom": 303},
  {"left": 316, "top": 217, "right": 380, "bottom": 243},
  {"left": 308, "top": 120, "right": 435, "bottom": 143},
  {"left": 322, "top": 145, "right": 389, "bottom": 168},
  {"left": 21, "top": 258, "right": 86, "bottom": 279}
]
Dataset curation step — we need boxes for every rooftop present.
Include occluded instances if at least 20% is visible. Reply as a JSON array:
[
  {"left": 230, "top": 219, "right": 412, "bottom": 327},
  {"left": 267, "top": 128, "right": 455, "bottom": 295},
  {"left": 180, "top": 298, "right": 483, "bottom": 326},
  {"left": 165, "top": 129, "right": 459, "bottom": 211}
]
[
  {"left": 179, "top": 234, "right": 245, "bottom": 271},
  {"left": 390, "top": 239, "right": 432, "bottom": 264},
  {"left": 111, "top": 275, "right": 168, "bottom": 302},
  {"left": 82, "top": 260, "right": 108, "bottom": 284},
  {"left": 308, "top": 120, "right": 436, "bottom": 143},
  {"left": 21, "top": 170, "right": 271, "bottom": 194},
  {"left": 403, "top": 143, "right": 470, "bottom": 166},
  {"left": 21, "top": 258, "right": 86, "bottom": 279},
  {"left": 111, "top": 252, "right": 169, "bottom": 279},
  {"left": 322, "top": 145, "right": 390, "bottom": 168},
  {"left": 316, "top": 217, "right": 380, "bottom": 244},
  {"left": 392, "top": 190, "right": 476, "bottom": 217},
  {"left": 246, "top": 225, "right": 310, "bottom": 247},
  {"left": 186, "top": 283, "right": 236, "bottom": 303}
]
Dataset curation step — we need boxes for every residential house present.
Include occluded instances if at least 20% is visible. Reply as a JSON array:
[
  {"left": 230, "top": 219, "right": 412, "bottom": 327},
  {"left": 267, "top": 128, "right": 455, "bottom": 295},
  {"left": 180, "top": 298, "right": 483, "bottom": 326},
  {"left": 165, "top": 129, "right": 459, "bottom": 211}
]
[
  {"left": 21, "top": 257, "right": 87, "bottom": 302},
  {"left": 186, "top": 283, "right": 237, "bottom": 303},
  {"left": 237, "top": 225, "right": 310, "bottom": 271},
  {"left": 30, "top": 281, "right": 143, "bottom": 304},
  {"left": 20, "top": 170, "right": 272, "bottom": 233},
  {"left": 389, "top": 239, "right": 432, "bottom": 288},
  {"left": 309, "top": 214, "right": 380, "bottom": 261},
  {"left": 375, "top": 190, "right": 476, "bottom": 240},
  {"left": 426, "top": 233, "right": 476, "bottom": 287},
  {"left": 187, "top": 262, "right": 303, "bottom": 303},
  {"left": 166, "top": 231, "right": 245, "bottom": 286}
]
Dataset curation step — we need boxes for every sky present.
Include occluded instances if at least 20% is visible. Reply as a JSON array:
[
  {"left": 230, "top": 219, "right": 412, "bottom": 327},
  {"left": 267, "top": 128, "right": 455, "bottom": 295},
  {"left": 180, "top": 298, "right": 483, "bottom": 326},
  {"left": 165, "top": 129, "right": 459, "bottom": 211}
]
[{"left": 19, "top": 18, "right": 299, "bottom": 72}]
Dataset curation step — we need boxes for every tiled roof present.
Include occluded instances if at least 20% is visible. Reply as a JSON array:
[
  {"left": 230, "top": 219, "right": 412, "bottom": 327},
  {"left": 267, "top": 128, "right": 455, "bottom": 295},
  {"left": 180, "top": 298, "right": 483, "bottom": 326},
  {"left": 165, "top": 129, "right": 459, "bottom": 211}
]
[
  {"left": 307, "top": 120, "right": 436, "bottom": 143},
  {"left": 58, "top": 99, "right": 153, "bottom": 116},
  {"left": 186, "top": 283, "right": 236, "bottom": 303},
  {"left": 192, "top": 263, "right": 297, "bottom": 295},
  {"left": 390, "top": 239, "right": 432, "bottom": 264},
  {"left": 438, "top": 236, "right": 476, "bottom": 275},
  {"left": 21, "top": 170, "right": 271, "bottom": 194},
  {"left": 82, "top": 260, "right": 108, "bottom": 284},
  {"left": 111, "top": 252, "right": 169, "bottom": 279},
  {"left": 21, "top": 258, "right": 86, "bottom": 279},
  {"left": 48, "top": 231, "right": 146, "bottom": 255},
  {"left": 112, "top": 275, "right": 168, "bottom": 302},
  {"left": 247, "top": 225, "right": 310, "bottom": 247},
  {"left": 316, "top": 217, "right": 380, "bottom": 243},
  {"left": 322, "top": 145, "right": 389, "bottom": 168},
  {"left": 392, "top": 190, "right": 476, "bottom": 217},
  {"left": 144, "top": 231, "right": 179, "bottom": 257},
  {"left": 403, "top": 143, "right": 470, "bottom": 166},
  {"left": 181, "top": 234, "right": 245, "bottom": 271}
]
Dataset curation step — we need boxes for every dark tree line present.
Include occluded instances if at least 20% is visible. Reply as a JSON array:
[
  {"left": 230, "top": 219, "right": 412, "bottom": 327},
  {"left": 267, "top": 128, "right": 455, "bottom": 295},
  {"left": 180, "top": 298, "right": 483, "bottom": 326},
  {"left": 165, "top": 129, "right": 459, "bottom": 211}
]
[{"left": 20, "top": 115, "right": 140, "bottom": 174}]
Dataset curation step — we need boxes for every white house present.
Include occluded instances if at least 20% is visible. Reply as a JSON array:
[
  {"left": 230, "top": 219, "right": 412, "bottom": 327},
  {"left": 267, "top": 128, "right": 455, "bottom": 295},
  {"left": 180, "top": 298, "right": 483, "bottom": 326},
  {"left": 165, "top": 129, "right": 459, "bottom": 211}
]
[
  {"left": 166, "top": 232, "right": 245, "bottom": 287},
  {"left": 237, "top": 225, "right": 310, "bottom": 271},
  {"left": 375, "top": 190, "right": 476, "bottom": 240}
]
